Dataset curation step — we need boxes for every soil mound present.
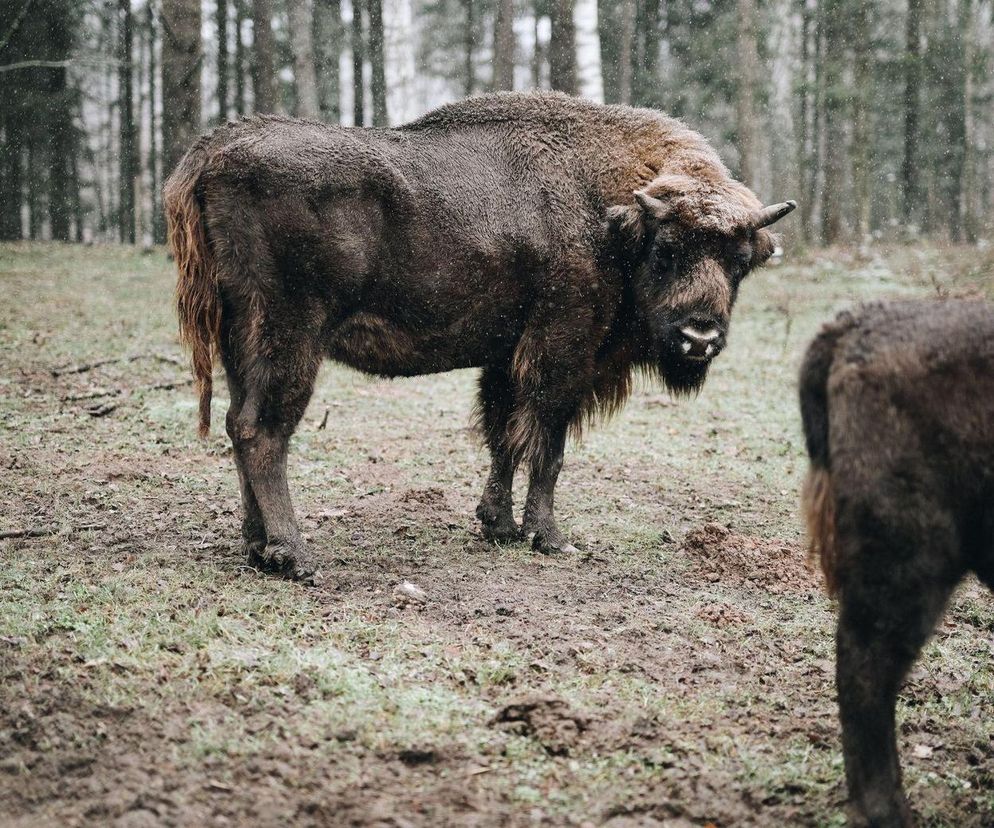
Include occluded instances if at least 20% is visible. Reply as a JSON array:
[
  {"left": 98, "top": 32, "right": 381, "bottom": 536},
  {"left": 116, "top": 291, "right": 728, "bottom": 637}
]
[
  {"left": 491, "top": 696, "right": 590, "bottom": 756},
  {"left": 682, "top": 523, "right": 821, "bottom": 595}
]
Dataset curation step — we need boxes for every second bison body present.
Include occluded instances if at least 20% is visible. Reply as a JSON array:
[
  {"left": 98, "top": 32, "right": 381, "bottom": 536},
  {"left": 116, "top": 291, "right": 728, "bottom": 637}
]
[{"left": 801, "top": 299, "right": 994, "bottom": 827}]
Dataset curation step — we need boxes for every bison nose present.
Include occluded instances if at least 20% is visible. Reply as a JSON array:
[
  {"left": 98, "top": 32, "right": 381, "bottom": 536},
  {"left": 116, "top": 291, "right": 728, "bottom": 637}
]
[{"left": 678, "top": 325, "right": 724, "bottom": 359}]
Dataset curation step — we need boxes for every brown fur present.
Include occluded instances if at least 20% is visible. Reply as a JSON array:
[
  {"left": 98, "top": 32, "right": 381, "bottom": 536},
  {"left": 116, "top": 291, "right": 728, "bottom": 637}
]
[
  {"left": 165, "top": 142, "right": 221, "bottom": 438},
  {"left": 802, "top": 466, "right": 838, "bottom": 596},
  {"left": 164, "top": 91, "right": 795, "bottom": 570}
]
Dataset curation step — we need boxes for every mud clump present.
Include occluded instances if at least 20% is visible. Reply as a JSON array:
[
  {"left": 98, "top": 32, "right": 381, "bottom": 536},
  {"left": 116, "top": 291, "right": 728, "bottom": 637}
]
[
  {"left": 491, "top": 696, "right": 590, "bottom": 756},
  {"left": 682, "top": 523, "right": 820, "bottom": 595}
]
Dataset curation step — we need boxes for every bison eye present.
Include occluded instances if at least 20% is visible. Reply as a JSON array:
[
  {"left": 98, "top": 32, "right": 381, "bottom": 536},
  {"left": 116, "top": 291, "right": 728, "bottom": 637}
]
[{"left": 653, "top": 245, "right": 675, "bottom": 278}]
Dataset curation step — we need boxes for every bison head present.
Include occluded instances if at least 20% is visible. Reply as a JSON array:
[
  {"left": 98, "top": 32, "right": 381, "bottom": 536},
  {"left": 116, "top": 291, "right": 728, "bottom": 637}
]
[{"left": 608, "top": 173, "right": 795, "bottom": 392}]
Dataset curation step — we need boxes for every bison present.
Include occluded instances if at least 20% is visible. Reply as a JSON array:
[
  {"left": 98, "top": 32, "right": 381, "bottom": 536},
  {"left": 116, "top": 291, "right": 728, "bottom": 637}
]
[
  {"left": 165, "top": 91, "right": 795, "bottom": 581},
  {"left": 801, "top": 299, "right": 994, "bottom": 827}
]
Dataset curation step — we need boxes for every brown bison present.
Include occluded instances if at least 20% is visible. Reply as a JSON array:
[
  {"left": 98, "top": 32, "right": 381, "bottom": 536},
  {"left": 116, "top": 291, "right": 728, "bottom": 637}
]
[
  {"left": 165, "top": 91, "right": 795, "bottom": 581},
  {"left": 801, "top": 299, "right": 994, "bottom": 827}
]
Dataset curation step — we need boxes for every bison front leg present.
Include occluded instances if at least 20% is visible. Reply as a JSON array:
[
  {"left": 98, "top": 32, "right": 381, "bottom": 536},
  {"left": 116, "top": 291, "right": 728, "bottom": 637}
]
[
  {"left": 475, "top": 364, "right": 523, "bottom": 542},
  {"left": 521, "top": 420, "right": 577, "bottom": 554}
]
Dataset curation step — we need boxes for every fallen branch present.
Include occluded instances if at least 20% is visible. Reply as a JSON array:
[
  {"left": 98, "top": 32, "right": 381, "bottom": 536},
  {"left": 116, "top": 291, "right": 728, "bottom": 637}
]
[
  {"left": 62, "top": 388, "right": 121, "bottom": 402},
  {"left": 52, "top": 352, "right": 185, "bottom": 377},
  {"left": 0, "top": 522, "right": 106, "bottom": 540}
]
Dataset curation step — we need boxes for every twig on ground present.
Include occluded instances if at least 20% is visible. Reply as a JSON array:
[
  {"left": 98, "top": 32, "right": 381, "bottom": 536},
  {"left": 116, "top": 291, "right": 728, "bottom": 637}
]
[
  {"left": 62, "top": 388, "right": 121, "bottom": 402},
  {"left": 0, "top": 522, "right": 106, "bottom": 540},
  {"left": 87, "top": 402, "right": 118, "bottom": 417},
  {"left": 52, "top": 352, "right": 185, "bottom": 377}
]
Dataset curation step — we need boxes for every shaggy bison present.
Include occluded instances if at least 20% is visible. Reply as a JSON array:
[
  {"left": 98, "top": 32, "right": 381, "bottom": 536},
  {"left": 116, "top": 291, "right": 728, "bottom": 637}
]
[
  {"left": 165, "top": 91, "right": 795, "bottom": 580},
  {"left": 801, "top": 299, "right": 994, "bottom": 827}
]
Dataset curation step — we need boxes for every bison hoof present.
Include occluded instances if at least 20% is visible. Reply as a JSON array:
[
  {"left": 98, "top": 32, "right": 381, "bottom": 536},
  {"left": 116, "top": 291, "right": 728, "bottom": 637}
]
[
  {"left": 480, "top": 518, "right": 524, "bottom": 544},
  {"left": 248, "top": 540, "right": 318, "bottom": 584},
  {"left": 530, "top": 530, "right": 579, "bottom": 556}
]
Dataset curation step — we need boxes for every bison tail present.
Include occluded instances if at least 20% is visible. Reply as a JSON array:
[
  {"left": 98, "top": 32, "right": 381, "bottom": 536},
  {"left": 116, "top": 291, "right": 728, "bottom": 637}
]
[
  {"left": 798, "top": 313, "right": 856, "bottom": 597},
  {"left": 164, "top": 144, "right": 220, "bottom": 438}
]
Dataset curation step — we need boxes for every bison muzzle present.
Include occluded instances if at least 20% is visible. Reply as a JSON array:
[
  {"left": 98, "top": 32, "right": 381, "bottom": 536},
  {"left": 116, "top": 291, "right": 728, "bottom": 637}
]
[{"left": 165, "top": 91, "right": 795, "bottom": 581}]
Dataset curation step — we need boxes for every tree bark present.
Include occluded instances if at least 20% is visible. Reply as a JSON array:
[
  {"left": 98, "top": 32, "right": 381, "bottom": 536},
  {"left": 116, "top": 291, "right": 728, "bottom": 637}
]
[
  {"left": 462, "top": 0, "right": 476, "bottom": 95},
  {"left": 633, "top": 0, "right": 660, "bottom": 106},
  {"left": 735, "top": 0, "right": 759, "bottom": 187},
  {"left": 250, "top": 0, "right": 277, "bottom": 113},
  {"left": 367, "top": 0, "right": 387, "bottom": 125},
  {"left": 549, "top": 0, "right": 577, "bottom": 94},
  {"left": 234, "top": 0, "right": 247, "bottom": 115},
  {"left": 851, "top": 0, "right": 871, "bottom": 239},
  {"left": 820, "top": 0, "right": 845, "bottom": 244},
  {"left": 217, "top": 0, "right": 229, "bottom": 120},
  {"left": 119, "top": 0, "right": 136, "bottom": 243},
  {"left": 161, "top": 0, "right": 202, "bottom": 179},
  {"left": 313, "top": 0, "right": 343, "bottom": 121},
  {"left": 901, "top": 0, "right": 922, "bottom": 225},
  {"left": 351, "top": 0, "right": 366, "bottom": 126},
  {"left": 1, "top": 112, "right": 24, "bottom": 239},
  {"left": 618, "top": 0, "right": 634, "bottom": 104},
  {"left": 493, "top": 0, "right": 515, "bottom": 91},
  {"left": 148, "top": 0, "right": 163, "bottom": 243},
  {"left": 287, "top": 0, "right": 320, "bottom": 118}
]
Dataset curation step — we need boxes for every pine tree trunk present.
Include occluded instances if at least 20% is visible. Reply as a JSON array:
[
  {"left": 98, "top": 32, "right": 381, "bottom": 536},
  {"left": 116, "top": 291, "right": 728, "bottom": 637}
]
[
  {"left": 351, "top": 0, "right": 366, "bottom": 126},
  {"left": 596, "top": 0, "right": 620, "bottom": 103},
  {"left": 797, "top": 0, "right": 813, "bottom": 243},
  {"left": 494, "top": 0, "right": 515, "bottom": 91},
  {"left": 27, "top": 140, "right": 42, "bottom": 239},
  {"left": 119, "top": 0, "right": 136, "bottom": 243},
  {"left": 901, "top": 0, "right": 922, "bottom": 225},
  {"left": 148, "top": 0, "right": 164, "bottom": 243},
  {"left": 462, "top": 0, "right": 476, "bottom": 95},
  {"left": 314, "top": 0, "right": 343, "bottom": 122},
  {"left": 618, "top": 0, "right": 634, "bottom": 104},
  {"left": 251, "top": 0, "right": 277, "bottom": 113},
  {"left": 633, "top": 0, "right": 660, "bottom": 106},
  {"left": 820, "top": 0, "right": 845, "bottom": 244},
  {"left": 851, "top": 0, "right": 871, "bottom": 240},
  {"left": 549, "top": 0, "right": 577, "bottom": 94},
  {"left": 234, "top": 0, "right": 247, "bottom": 115},
  {"left": 735, "top": 0, "right": 759, "bottom": 187},
  {"left": 217, "top": 0, "right": 229, "bottom": 120},
  {"left": 1, "top": 113, "right": 24, "bottom": 239},
  {"left": 161, "top": 0, "right": 202, "bottom": 178},
  {"left": 367, "top": 0, "right": 388, "bottom": 125},
  {"left": 287, "top": 0, "right": 320, "bottom": 118}
]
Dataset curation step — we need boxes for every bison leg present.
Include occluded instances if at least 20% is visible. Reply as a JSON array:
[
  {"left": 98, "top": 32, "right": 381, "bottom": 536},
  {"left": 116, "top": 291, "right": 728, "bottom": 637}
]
[
  {"left": 475, "top": 364, "right": 522, "bottom": 542},
  {"left": 835, "top": 515, "right": 959, "bottom": 828},
  {"left": 224, "top": 376, "right": 266, "bottom": 561},
  {"left": 521, "top": 420, "right": 577, "bottom": 554},
  {"left": 227, "top": 351, "right": 320, "bottom": 583}
]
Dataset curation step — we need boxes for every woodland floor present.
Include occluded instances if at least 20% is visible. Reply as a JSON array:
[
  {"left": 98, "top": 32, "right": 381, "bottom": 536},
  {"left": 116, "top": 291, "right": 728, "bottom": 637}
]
[{"left": 1, "top": 241, "right": 993, "bottom": 827}]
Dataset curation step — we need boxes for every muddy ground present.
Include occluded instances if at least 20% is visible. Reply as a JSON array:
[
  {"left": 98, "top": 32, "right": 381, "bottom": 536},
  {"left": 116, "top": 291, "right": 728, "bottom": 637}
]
[{"left": 1, "top": 242, "right": 993, "bottom": 827}]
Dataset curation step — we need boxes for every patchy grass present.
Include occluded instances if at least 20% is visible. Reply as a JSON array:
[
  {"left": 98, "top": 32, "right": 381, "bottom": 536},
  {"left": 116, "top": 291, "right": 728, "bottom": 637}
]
[{"left": 1, "top": 241, "right": 992, "bottom": 827}]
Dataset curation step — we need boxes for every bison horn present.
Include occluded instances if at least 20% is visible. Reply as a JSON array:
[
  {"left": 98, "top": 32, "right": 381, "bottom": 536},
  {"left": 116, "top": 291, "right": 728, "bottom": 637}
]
[{"left": 751, "top": 200, "right": 797, "bottom": 229}]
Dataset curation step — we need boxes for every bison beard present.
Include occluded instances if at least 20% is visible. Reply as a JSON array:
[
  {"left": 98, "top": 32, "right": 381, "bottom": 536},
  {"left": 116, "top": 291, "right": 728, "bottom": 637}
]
[
  {"left": 800, "top": 299, "right": 994, "bottom": 828},
  {"left": 165, "top": 91, "right": 794, "bottom": 581}
]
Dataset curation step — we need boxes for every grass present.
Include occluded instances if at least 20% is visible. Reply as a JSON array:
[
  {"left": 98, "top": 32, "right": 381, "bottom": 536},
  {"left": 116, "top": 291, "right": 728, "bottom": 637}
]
[{"left": 0, "top": 240, "right": 992, "bottom": 826}]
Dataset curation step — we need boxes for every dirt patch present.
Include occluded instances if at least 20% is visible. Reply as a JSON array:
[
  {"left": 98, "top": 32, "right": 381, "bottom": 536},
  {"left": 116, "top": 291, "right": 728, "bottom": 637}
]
[
  {"left": 681, "top": 523, "right": 821, "bottom": 595},
  {"left": 491, "top": 696, "right": 591, "bottom": 757}
]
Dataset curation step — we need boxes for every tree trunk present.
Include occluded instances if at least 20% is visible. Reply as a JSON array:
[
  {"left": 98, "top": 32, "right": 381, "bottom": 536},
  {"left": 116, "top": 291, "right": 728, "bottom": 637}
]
[
  {"left": 217, "top": 0, "right": 229, "bottom": 120},
  {"left": 234, "top": 0, "right": 247, "bottom": 116},
  {"left": 286, "top": 0, "right": 320, "bottom": 118},
  {"left": 549, "top": 0, "right": 577, "bottom": 94},
  {"left": 531, "top": 5, "right": 542, "bottom": 88},
  {"left": 462, "top": 0, "right": 476, "bottom": 95},
  {"left": 797, "top": 0, "right": 813, "bottom": 242},
  {"left": 900, "top": 0, "right": 922, "bottom": 226},
  {"left": 314, "top": 0, "right": 343, "bottom": 122},
  {"left": 851, "top": 0, "right": 871, "bottom": 239},
  {"left": 820, "top": 0, "right": 845, "bottom": 244},
  {"left": 596, "top": 0, "right": 619, "bottom": 103},
  {"left": 351, "top": 0, "right": 366, "bottom": 126},
  {"left": 367, "top": 0, "right": 388, "bottom": 125},
  {"left": 1, "top": 114, "right": 24, "bottom": 239},
  {"left": 27, "top": 140, "right": 42, "bottom": 239},
  {"left": 633, "top": 0, "right": 660, "bottom": 106},
  {"left": 735, "top": 0, "right": 759, "bottom": 187},
  {"left": 494, "top": 0, "right": 515, "bottom": 91},
  {"left": 251, "top": 0, "right": 277, "bottom": 113},
  {"left": 618, "top": 0, "right": 634, "bottom": 104},
  {"left": 119, "top": 0, "right": 136, "bottom": 243},
  {"left": 946, "top": 0, "right": 969, "bottom": 242},
  {"left": 148, "top": 0, "right": 164, "bottom": 243},
  {"left": 161, "top": 0, "right": 202, "bottom": 179}
]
